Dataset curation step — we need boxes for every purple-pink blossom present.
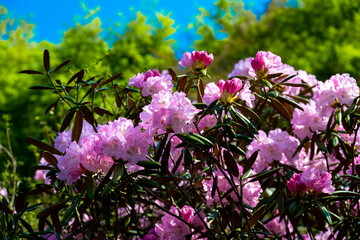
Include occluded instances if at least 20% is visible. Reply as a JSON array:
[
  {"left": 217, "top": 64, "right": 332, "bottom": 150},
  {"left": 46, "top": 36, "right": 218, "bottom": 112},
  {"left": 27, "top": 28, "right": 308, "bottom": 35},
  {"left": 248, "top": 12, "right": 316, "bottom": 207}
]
[
  {"left": 228, "top": 57, "right": 252, "bottom": 78},
  {"left": 203, "top": 163, "right": 262, "bottom": 207},
  {"left": 287, "top": 168, "right": 335, "bottom": 194},
  {"left": 155, "top": 206, "right": 190, "bottom": 240},
  {"left": 140, "top": 90, "right": 200, "bottom": 136},
  {"left": 247, "top": 129, "right": 300, "bottom": 172},
  {"left": 313, "top": 73, "right": 359, "bottom": 117},
  {"left": 129, "top": 69, "right": 173, "bottom": 96},
  {"left": 203, "top": 78, "right": 254, "bottom": 107},
  {"left": 178, "top": 51, "right": 213, "bottom": 71},
  {"left": 248, "top": 51, "right": 283, "bottom": 78}
]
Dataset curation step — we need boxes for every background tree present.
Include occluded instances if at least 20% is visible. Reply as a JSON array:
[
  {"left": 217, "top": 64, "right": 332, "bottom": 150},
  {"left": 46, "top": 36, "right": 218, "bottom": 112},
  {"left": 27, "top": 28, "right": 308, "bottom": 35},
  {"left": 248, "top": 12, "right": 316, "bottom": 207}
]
[{"left": 195, "top": 0, "right": 360, "bottom": 80}]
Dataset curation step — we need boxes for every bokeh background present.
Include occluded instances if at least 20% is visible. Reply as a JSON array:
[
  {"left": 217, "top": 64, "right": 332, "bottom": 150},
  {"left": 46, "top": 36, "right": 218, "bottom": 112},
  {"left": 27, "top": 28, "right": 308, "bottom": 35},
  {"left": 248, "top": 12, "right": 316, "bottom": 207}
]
[{"left": 1, "top": 0, "right": 360, "bottom": 190}]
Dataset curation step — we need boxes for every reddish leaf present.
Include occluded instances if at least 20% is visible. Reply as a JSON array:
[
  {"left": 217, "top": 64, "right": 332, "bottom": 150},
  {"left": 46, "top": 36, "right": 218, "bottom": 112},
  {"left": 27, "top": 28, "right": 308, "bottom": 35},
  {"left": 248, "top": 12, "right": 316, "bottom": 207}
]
[
  {"left": 161, "top": 140, "right": 172, "bottom": 175},
  {"left": 178, "top": 78, "right": 187, "bottom": 92},
  {"left": 223, "top": 150, "right": 239, "bottom": 177},
  {"left": 45, "top": 99, "right": 59, "bottom": 115},
  {"left": 42, "top": 151, "right": 58, "bottom": 166},
  {"left": 53, "top": 59, "right": 71, "bottom": 73},
  {"left": 81, "top": 106, "right": 96, "bottom": 126},
  {"left": 243, "top": 150, "right": 258, "bottom": 174},
  {"left": 19, "top": 70, "right": 44, "bottom": 75},
  {"left": 29, "top": 85, "right": 53, "bottom": 90},
  {"left": 100, "top": 72, "right": 122, "bottom": 86},
  {"left": 115, "top": 94, "right": 122, "bottom": 108},
  {"left": 71, "top": 111, "right": 83, "bottom": 143},
  {"left": 94, "top": 107, "right": 114, "bottom": 116},
  {"left": 51, "top": 212, "right": 62, "bottom": 233},
  {"left": 26, "top": 137, "right": 63, "bottom": 155},
  {"left": 67, "top": 70, "right": 84, "bottom": 86},
  {"left": 168, "top": 67, "right": 177, "bottom": 81},
  {"left": 60, "top": 109, "right": 76, "bottom": 132},
  {"left": 37, "top": 201, "right": 67, "bottom": 218},
  {"left": 43, "top": 49, "right": 50, "bottom": 71}
]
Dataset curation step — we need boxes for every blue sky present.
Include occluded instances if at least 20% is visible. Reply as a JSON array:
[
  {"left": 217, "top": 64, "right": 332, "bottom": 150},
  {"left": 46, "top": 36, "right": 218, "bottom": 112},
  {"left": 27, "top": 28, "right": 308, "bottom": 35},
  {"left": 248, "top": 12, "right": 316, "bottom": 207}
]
[{"left": 2, "top": 0, "right": 276, "bottom": 56}]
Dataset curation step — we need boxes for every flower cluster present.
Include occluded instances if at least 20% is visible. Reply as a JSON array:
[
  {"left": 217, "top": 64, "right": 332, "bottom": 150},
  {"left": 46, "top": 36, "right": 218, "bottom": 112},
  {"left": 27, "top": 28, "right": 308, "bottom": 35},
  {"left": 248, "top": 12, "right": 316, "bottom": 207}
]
[
  {"left": 287, "top": 168, "right": 335, "bottom": 195},
  {"left": 26, "top": 49, "right": 360, "bottom": 239},
  {"left": 140, "top": 90, "right": 200, "bottom": 136},
  {"left": 179, "top": 50, "right": 214, "bottom": 71},
  {"left": 129, "top": 69, "right": 173, "bottom": 97}
]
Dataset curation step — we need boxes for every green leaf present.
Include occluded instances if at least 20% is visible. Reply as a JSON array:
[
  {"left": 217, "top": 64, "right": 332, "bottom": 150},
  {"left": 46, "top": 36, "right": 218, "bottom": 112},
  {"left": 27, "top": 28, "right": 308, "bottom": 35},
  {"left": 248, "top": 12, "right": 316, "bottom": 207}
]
[
  {"left": 136, "top": 179, "right": 160, "bottom": 188},
  {"left": 248, "top": 168, "right": 282, "bottom": 182},
  {"left": 334, "top": 107, "right": 342, "bottom": 124},
  {"left": 316, "top": 201, "right": 332, "bottom": 225},
  {"left": 137, "top": 161, "right": 161, "bottom": 169},
  {"left": 113, "top": 164, "right": 125, "bottom": 183},
  {"left": 161, "top": 139, "right": 171, "bottom": 175},
  {"left": 199, "top": 99, "right": 218, "bottom": 120}
]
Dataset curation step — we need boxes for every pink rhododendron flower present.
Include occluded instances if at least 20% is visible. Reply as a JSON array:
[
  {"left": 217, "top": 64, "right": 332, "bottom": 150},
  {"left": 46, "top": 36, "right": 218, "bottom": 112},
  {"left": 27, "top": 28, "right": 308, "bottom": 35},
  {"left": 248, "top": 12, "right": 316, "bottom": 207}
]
[
  {"left": 291, "top": 100, "right": 328, "bottom": 139},
  {"left": 129, "top": 69, "right": 173, "bottom": 97},
  {"left": 313, "top": 73, "right": 359, "bottom": 117},
  {"left": 197, "top": 114, "right": 217, "bottom": 132},
  {"left": 228, "top": 57, "right": 252, "bottom": 78},
  {"left": 0, "top": 187, "right": 7, "bottom": 198},
  {"left": 57, "top": 141, "right": 83, "bottom": 185},
  {"left": 97, "top": 118, "right": 149, "bottom": 165},
  {"left": 203, "top": 164, "right": 262, "bottom": 207},
  {"left": 249, "top": 51, "right": 283, "bottom": 78},
  {"left": 155, "top": 206, "right": 190, "bottom": 240},
  {"left": 34, "top": 158, "right": 51, "bottom": 184},
  {"left": 346, "top": 156, "right": 360, "bottom": 175},
  {"left": 203, "top": 82, "right": 221, "bottom": 105},
  {"left": 203, "top": 79, "right": 254, "bottom": 107},
  {"left": 140, "top": 90, "right": 200, "bottom": 136},
  {"left": 287, "top": 173, "right": 307, "bottom": 193},
  {"left": 265, "top": 212, "right": 293, "bottom": 237},
  {"left": 288, "top": 168, "right": 335, "bottom": 194},
  {"left": 54, "top": 121, "right": 95, "bottom": 152},
  {"left": 301, "top": 168, "right": 335, "bottom": 194},
  {"left": 179, "top": 50, "right": 213, "bottom": 71},
  {"left": 247, "top": 129, "right": 300, "bottom": 172}
]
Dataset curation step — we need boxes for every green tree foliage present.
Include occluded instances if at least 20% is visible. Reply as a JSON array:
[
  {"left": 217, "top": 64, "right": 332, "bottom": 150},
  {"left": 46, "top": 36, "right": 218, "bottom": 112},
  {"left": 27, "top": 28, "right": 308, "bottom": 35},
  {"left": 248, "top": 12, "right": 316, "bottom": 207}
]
[
  {"left": 109, "top": 12, "right": 176, "bottom": 80},
  {"left": 196, "top": 0, "right": 360, "bottom": 80},
  {"left": 0, "top": 5, "right": 176, "bottom": 178}
]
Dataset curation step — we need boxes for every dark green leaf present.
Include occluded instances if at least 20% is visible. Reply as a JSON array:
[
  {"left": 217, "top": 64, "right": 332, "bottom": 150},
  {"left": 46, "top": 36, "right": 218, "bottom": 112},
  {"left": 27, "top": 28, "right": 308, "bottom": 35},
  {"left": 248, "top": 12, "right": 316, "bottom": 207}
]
[
  {"left": 161, "top": 140, "right": 171, "bottom": 175},
  {"left": 136, "top": 179, "right": 160, "bottom": 188},
  {"left": 137, "top": 161, "right": 161, "bottom": 169},
  {"left": 199, "top": 99, "right": 218, "bottom": 120},
  {"left": 316, "top": 201, "right": 332, "bottom": 225},
  {"left": 249, "top": 168, "right": 282, "bottom": 182}
]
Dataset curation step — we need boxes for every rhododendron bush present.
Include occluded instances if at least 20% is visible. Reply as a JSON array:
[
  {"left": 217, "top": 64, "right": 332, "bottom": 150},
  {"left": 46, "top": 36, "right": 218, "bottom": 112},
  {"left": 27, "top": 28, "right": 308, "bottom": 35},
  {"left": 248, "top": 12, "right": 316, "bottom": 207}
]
[{"left": 2, "top": 48, "right": 360, "bottom": 239}]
